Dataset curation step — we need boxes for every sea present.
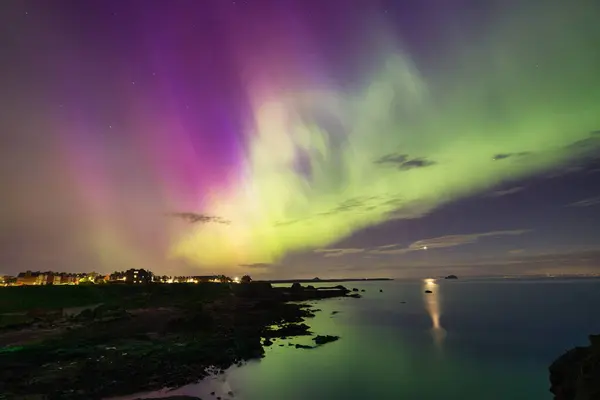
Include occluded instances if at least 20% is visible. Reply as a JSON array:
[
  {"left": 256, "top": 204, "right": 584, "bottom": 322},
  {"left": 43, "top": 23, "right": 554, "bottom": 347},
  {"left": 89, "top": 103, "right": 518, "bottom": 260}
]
[{"left": 113, "top": 277, "right": 600, "bottom": 400}]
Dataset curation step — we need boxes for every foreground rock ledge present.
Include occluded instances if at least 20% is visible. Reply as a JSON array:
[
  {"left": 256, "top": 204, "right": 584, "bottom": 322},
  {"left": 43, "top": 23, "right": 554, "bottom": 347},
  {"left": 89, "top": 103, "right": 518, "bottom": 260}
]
[
  {"left": 0, "top": 283, "right": 352, "bottom": 399},
  {"left": 549, "top": 334, "right": 600, "bottom": 400}
]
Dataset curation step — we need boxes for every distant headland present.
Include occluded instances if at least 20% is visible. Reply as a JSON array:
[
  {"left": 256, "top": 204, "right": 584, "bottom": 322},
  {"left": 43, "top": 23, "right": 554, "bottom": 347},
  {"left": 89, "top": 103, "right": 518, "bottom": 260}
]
[{"left": 260, "top": 277, "right": 394, "bottom": 284}]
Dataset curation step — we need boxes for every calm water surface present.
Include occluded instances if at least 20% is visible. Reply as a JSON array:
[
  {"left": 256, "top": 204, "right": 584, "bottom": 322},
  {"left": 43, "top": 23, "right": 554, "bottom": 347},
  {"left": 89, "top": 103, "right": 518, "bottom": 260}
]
[{"left": 114, "top": 278, "right": 600, "bottom": 400}]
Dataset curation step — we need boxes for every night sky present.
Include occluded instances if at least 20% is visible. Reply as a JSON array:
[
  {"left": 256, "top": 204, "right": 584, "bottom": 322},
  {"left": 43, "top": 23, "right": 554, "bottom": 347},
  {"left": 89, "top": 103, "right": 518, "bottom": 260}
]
[{"left": 1, "top": 0, "right": 599, "bottom": 279}]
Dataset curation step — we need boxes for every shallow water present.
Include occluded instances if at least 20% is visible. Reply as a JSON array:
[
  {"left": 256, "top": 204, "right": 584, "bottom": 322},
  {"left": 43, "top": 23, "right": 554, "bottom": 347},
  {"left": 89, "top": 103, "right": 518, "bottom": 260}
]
[{"left": 112, "top": 277, "right": 600, "bottom": 400}]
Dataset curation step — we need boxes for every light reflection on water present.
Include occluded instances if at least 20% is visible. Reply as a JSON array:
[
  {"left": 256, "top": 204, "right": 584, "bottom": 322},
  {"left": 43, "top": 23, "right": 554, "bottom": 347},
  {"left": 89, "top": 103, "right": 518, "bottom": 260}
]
[{"left": 422, "top": 278, "right": 447, "bottom": 348}]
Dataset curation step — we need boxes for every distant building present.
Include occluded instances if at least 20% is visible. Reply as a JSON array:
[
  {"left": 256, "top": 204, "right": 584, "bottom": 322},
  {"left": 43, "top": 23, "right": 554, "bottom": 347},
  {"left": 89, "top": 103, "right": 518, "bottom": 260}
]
[
  {"left": 125, "top": 269, "right": 153, "bottom": 284},
  {"left": 0, "top": 275, "right": 16, "bottom": 285},
  {"left": 109, "top": 271, "right": 127, "bottom": 282},
  {"left": 17, "top": 271, "right": 40, "bottom": 285}
]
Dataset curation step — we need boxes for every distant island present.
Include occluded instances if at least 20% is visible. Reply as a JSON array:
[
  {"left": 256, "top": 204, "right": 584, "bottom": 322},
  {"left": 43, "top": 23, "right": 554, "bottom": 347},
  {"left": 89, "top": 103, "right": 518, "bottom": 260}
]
[
  {"left": 260, "top": 277, "right": 393, "bottom": 284},
  {"left": 444, "top": 275, "right": 458, "bottom": 279}
]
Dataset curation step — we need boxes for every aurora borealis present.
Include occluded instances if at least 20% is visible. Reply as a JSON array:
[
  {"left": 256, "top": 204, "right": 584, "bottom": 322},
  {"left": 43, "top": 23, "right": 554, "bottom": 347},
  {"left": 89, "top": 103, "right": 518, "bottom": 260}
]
[{"left": 1, "top": 0, "right": 599, "bottom": 277}]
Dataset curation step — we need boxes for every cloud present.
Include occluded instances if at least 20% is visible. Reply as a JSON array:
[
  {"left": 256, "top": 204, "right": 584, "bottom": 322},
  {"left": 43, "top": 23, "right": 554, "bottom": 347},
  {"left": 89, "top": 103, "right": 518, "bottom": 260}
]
[
  {"left": 567, "top": 196, "right": 600, "bottom": 207},
  {"left": 315, "top": 195, "right": 432, "bottom": 221},
  {"left": 409, "top": 230, "right": 530, "bottom": 250},
  {"left": 492, "top": 152, "right": 531, "bottom": 161},
  {"left": 325, "top": 250, "right": 600, "bottom": 278},
  {"left": 316, "top": 230, "right": 531, "bottom": 259},
  {"left": 374, "top": 153, "right": 436, "bottom": 170},
  {"left": 377, "top": 244, "right": 401, "bottom": 249},
  {"left": 546, "top": 165, "right": 587, "bottom": 179},
  {"left": 369, "top": 229, "right": 531, "bottom": 255},
  {"left": 384, "top": 200, "right": 435, "bottom": 220},
  {"left": 399, "top": 158, "right": 436, "bottom": 170},
  {"left": 508, "top": 249, "right": 526, "bottom": 254},
  {"left": 314, "top": 248, "right": 366, "bottom": 257},
  {"left": 369, "top": 247, "right": 412, "bottom": 255},
  {"left": 239, "top": 263, "right": 273, "bottom": 269},
  {"left": 487, "top": 186, "right": 524, "bottom": 197},
  {"left": 167, "top": 212, "right": 231, "bottom": 225}
]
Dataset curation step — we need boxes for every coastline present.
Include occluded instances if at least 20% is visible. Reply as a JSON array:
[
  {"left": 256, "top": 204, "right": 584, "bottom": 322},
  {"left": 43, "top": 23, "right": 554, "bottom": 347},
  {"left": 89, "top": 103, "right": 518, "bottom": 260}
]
[{"left": 0, "top": 283, "right": 354, "bottom": 399}]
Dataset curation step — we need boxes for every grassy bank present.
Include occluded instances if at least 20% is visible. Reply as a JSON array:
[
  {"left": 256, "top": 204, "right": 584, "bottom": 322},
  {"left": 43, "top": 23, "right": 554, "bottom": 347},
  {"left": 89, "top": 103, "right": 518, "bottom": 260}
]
[{"left": 0, "top": 283, "right": 231, "bottom": 313}]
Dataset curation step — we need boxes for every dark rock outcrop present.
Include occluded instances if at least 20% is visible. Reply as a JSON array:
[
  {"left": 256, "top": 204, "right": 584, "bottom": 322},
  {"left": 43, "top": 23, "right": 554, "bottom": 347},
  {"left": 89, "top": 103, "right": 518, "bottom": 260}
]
[
  {"left": 424, "top": 290, "right": 433, "bottom": 294},
  {"left": 313, "top": 335, "right": 339, "bottom": 345},
  {"left": 0, "top": 282, "right": 352, "bottom": 399},
  {"left": 549, "top": 334, "right": 600, "bottom": 400},
  {"left": 444, "top": 275, "right": 458, "bottom": 280},
  {"left": 137, "top": 397, "right": 202, "bottom": 400}
]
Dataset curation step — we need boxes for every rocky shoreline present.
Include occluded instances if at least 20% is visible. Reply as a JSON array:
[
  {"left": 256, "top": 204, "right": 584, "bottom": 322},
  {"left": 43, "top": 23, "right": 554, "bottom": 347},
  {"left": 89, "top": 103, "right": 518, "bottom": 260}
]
[
  {"left": 549, "top": 334, "right": 600, "bottom": 400},
  {"left": 0, "top": 283, "right": 354, "bottom": 400}
]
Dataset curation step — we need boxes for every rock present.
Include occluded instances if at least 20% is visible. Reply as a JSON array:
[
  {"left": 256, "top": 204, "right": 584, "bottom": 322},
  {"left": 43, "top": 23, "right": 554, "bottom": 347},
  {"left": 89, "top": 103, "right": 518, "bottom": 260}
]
[
  {"left": 379, "top": 289, "right": 383, "bottom": 292},
  {"left": 295, "top": 344, "right": 315, "bottom": 349},
  {"left": 74, "top": 308, "right": 94, "bottom": 321},
  {"left": 313, "top": 335, "right": 339, "bottom": 345},
  {"left": 137, "top": 397, "right": 202, "bottom": 400},
  {"left": 352, "top": 288, "right": 359, "bottom": 292},
  {"left": 445, "top": 275, "right": 458, "bottom": 279},
  {"left": 137, "top": 397, "right": 203, "bottom": 400},
  {"left": 0, "top": 282, "right": 354, "bottom": 399},
  {"left": 331, "top": 311, "right": 339, "bottom": 315},
  {"left": 262, "top": 339, "right": 273, "bottom": 346},
  {"left": 348, "top": 293, "right": 362, "bottom": 298},
  {"left": 424, "top": 290, "right": 432, "bottom": 294},
  {"left": 400, "top": 301, "right": 406, "bottom": 304},
  {"left": 549, "top": 334, "right": 600, "bottom": 400},
  {"left": 264, "top": 323, "right": 311, "bottom": 338},
  {"left": 290, "top": 283, "right": 303, "bottom": 292},
  {"left": 360, "top": 289, "right": 365, "bottom": 292}
]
